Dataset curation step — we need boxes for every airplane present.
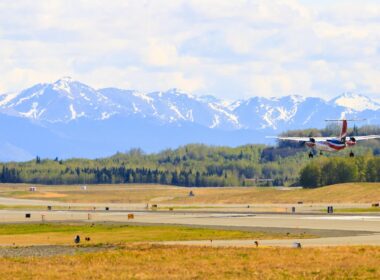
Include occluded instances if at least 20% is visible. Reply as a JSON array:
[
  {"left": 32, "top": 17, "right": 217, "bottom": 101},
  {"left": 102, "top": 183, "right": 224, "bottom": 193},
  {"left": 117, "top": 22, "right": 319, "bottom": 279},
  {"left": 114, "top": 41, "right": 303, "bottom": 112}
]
[{"left": 274, "top": 119, "right": 380, "bottom": 158}]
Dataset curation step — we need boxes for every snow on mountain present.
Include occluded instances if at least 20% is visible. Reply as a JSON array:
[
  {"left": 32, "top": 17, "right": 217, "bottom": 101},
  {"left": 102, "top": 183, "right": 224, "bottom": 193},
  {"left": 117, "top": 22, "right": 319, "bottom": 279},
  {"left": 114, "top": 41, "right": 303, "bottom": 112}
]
[
  {"left": 147, "top": 89, "right": 240, "bottom": 129},
  {"left": 0, "top": 80, "right": 241, "bottom": 128},
  {"left": 330, "top": 92, "right": 380, "bottom": 112},
  {"left": 0, "top": 92, "right": 18, "bottom": 107},
  {"left": 99, "top": 88, "right": 156, "bottom": 117},
  {"left": 232, "top": 95, "right": 308, "bottom": 130},
  {"left": 1, "top": 78, "right": 380, "bottom": 132},
  {"left": 3, "top": 77, "right": 116, "bottom": 122}
]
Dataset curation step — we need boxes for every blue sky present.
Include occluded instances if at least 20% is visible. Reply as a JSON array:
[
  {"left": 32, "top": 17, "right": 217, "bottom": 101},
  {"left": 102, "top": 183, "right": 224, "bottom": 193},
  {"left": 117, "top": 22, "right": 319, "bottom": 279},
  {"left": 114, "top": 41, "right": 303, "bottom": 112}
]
[{"left": 0, "top": 0, "right": 379, "bottom": 100}]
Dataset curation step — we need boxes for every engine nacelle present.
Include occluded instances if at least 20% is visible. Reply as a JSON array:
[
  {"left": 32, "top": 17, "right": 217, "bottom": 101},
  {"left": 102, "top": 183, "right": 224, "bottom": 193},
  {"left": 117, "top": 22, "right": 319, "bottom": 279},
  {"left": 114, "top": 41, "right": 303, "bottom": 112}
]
[
  {"left": 306, "top": 137, "right": 316, "bottom": 147},
  {"left": 347, "top": 137, "right": 356, "bottom": 146}
]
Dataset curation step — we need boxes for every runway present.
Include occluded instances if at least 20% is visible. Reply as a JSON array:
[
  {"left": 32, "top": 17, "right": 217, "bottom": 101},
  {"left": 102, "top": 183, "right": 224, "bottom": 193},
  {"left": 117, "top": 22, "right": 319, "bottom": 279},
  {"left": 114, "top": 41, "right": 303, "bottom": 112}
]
[
  {"left": 0, "top": 196, "right": 379, "bottom": 247},
  {"left": 1, "top": 209, "right": 380, "bottom": 247}
]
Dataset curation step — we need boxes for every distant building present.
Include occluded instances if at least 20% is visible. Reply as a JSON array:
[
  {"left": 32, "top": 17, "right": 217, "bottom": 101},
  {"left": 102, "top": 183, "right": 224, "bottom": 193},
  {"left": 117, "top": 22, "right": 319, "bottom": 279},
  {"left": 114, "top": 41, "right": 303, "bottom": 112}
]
[
  {"left": 29, "top": 186, "right": 37, "bottom": 192},
  {"left": 80, "top": 185, "right": 87, "bottom": 191}
]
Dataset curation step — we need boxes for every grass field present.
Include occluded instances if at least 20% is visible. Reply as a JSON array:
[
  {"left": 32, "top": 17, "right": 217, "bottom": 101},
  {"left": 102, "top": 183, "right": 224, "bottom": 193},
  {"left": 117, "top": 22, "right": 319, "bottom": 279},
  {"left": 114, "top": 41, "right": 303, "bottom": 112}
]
[
  {"left": 1, "top": 182, "right": 380, "bottom": 204},
  {"left": 0, "top": 204, "right": 99, "bottom": 211},
  {"left": 334, "top": 207, "right": 380, "bottom": 213},
  {"left": 0, "top": 204, "right": 47, "bottom": 210},
  {"left": 0, "top": 223, "right": 310, "bottom": 246},
  {"left": 0, "top": 245, "right": 379, "bottom": 279}
]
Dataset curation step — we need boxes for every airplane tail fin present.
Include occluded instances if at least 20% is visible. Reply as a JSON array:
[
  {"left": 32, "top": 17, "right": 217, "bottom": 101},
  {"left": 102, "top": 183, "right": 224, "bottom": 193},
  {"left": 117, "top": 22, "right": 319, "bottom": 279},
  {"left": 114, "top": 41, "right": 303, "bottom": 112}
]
[{"left": 325, "top": 119, "right": 365, "bottom": 141}]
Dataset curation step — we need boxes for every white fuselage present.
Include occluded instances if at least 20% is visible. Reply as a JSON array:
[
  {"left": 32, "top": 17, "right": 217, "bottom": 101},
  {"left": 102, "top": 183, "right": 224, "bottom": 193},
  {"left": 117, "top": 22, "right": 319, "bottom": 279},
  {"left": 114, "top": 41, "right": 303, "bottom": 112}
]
[{"left": 306, "top": 138, "right": 355, "bottom": 152}]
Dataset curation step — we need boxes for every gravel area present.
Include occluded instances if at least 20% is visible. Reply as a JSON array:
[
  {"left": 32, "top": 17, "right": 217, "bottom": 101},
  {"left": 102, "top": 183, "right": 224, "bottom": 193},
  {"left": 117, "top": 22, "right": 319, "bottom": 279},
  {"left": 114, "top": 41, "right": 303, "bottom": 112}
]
[{"left": 0, "top": 245, "right": 118, "bottom": 257}]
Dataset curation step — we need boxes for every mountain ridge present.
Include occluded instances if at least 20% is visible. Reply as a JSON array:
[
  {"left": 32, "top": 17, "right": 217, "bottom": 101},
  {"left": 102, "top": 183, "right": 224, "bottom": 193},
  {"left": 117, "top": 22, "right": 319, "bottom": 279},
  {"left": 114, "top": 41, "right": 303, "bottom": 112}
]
[
  {"left": 1, "top": 77, "right": 380, "bottom": 130},
  {"left": 1, "top": 78, "right": 380, "bottom": 161}
]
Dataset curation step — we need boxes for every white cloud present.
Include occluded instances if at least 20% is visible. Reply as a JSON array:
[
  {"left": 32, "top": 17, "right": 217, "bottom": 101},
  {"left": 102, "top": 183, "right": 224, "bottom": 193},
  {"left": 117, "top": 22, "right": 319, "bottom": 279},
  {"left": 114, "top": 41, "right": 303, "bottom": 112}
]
[
  {"left": 0, "top": 0, "right": 379, "bottom": 100},
  {"left": 141, "top": 40, "right": 179, "bottom": 67}
]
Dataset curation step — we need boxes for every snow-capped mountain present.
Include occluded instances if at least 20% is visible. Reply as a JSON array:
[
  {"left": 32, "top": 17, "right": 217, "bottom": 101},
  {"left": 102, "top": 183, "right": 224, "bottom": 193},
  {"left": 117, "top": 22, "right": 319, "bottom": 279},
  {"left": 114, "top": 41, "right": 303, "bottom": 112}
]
[
  {"left": 1, "top": 78, "right": 240, "bottom": 129},
  {"left": 2, "top": 77, "right": 115, "bottom": 122},
  {"left": 2, "top": 77, "right": 379, "bottom": 130},
  {"left": 99, "top": 88, "right": 240, "bottom": 129},
  {"left": 233, "top": 95, "right": 308, "bottom": 129},
  {"left": 330, "top": 92, "right": 380, "bottom": 112},
  {"left": 1, "top": 77, "right": 380, "bottom": 161}
]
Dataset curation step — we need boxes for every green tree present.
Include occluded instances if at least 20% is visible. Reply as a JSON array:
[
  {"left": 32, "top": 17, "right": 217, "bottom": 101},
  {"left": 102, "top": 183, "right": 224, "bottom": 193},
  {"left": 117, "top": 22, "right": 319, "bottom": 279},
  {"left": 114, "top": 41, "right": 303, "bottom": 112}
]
[{"left": 300, "top": 163, "right": 321, "bottom": 188}]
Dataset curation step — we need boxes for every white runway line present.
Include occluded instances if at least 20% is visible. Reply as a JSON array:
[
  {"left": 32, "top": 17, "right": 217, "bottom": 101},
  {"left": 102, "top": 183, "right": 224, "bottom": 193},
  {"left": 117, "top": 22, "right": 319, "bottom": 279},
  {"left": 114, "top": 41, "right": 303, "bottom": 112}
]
[{"left": 302, "top": 216, "right": 380, "bottom": 221}]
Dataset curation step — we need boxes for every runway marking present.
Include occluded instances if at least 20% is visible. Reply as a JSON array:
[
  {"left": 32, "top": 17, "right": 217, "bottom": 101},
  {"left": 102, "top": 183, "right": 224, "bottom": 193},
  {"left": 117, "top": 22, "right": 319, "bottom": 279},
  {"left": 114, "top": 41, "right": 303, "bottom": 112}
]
[
  {"left": 193, "top": 214, "right": 255, "bottom": 218},
  {"left": 301, "top": 216, "right": 380, "bottom": 221}
]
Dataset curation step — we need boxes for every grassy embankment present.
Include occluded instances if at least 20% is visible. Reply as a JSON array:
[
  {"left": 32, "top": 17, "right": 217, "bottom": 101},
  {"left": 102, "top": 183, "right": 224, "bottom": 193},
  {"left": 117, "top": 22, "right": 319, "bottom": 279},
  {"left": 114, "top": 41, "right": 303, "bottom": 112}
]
[
  {"left": 0, "top": 245, "right": 379, "bottom": 279},
  {"left": 0, "top": 223, "right": 310, "bottom": 246},
  {"left": 1, "top": 182, "right": 380, "bottom": 204}
]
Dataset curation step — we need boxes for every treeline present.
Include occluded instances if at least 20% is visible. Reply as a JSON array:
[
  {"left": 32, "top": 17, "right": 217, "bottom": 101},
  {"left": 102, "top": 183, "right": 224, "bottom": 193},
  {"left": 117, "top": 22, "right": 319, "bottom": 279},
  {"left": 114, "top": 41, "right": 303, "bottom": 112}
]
[
  {"left": 0, "top": 144, "right": 306, "bottom": 187},
  {"left": 0, "top": 165, "right": 222, "bottom": 187},
  {"left": 0, "top": 124, "right": 379, "bottom": 188},
  {"left": 300, "top": 156, "right": 380, "bottom": 188}
]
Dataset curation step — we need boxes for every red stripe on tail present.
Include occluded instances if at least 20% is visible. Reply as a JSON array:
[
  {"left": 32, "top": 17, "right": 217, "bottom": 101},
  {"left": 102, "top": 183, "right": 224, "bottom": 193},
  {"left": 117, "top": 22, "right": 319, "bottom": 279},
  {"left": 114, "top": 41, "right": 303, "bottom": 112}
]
[{"left": 340, "top": 120, "right": 347, "bottom": 139}]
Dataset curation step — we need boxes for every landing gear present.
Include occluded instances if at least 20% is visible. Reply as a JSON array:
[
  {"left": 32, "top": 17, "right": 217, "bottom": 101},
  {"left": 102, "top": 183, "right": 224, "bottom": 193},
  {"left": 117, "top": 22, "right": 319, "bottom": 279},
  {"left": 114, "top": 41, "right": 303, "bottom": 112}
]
[
  {"left": 349, "top": 151, "right": 355, "bottom": 157},
  {"left": 308, "top": 152, "right": 314, "bottom": 158}
]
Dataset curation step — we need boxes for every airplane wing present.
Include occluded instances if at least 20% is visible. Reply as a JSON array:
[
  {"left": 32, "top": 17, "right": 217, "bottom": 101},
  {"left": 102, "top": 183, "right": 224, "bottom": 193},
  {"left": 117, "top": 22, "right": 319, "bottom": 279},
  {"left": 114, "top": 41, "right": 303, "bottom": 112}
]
[
  {"left": 271, "top": 136, "right": 328, "bottom": 142},
  {"left": 350, "top": 135, "right": 380, "bottom": 141}
]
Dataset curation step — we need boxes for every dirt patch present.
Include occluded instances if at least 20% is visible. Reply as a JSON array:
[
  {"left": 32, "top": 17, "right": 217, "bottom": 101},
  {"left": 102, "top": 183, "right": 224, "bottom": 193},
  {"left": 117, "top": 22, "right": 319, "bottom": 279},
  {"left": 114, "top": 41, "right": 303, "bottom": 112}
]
[
  {"left": 0, "top": 244, "right": 119, "bottom": 257},
  {"left": 20, "top": 192, "right": 67, "bottom": 199}
]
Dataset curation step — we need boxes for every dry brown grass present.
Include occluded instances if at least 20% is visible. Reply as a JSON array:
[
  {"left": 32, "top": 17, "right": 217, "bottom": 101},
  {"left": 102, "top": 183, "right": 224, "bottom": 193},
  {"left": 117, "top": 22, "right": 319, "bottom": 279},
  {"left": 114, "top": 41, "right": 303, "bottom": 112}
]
[
  {"left": 0, "top": 245, "right": 379, "bottom": 279},
  {"left": 1, "top": 182, "right": 380, "bottom": 204}
]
